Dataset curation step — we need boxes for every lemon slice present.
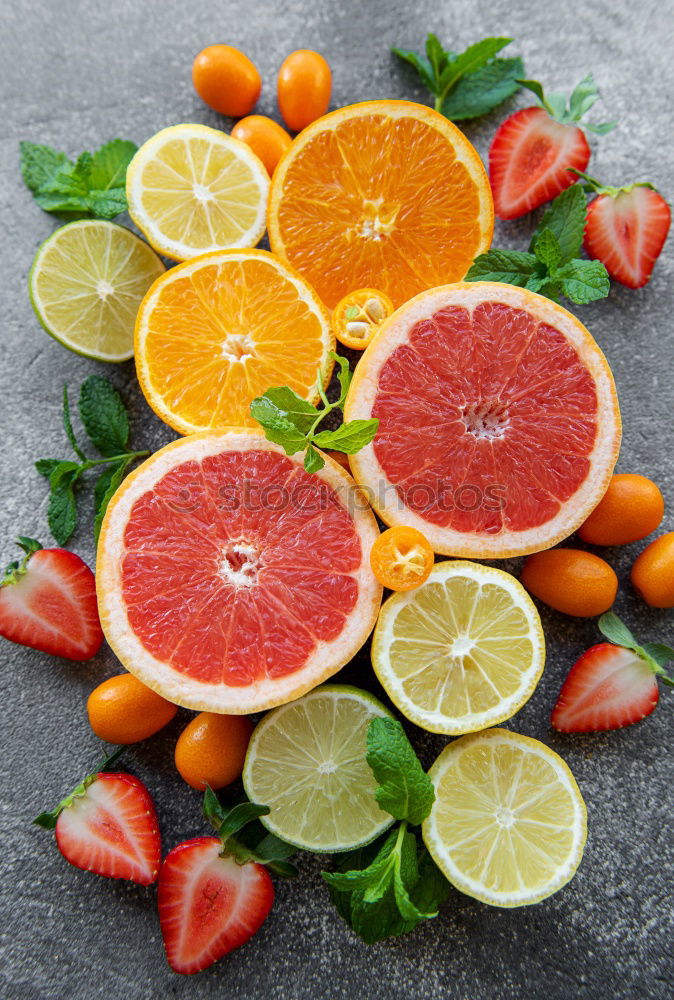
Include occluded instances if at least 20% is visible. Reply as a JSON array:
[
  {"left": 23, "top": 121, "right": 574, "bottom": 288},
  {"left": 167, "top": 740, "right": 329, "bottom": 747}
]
[
  {"left": 422, "top": 729, "right": 587, "bottom": 907},
  {"left": 371, "top": 561, "right": 545, "bottom": 735},
  {"left": 126, "top": 124, "right": 269, "bottom": 261},
  {"left": 242, "top": 685, "right": 394, "bottom": 852},
  {"left": 29, "top": 220, "right": 164, "bottom": 362}
]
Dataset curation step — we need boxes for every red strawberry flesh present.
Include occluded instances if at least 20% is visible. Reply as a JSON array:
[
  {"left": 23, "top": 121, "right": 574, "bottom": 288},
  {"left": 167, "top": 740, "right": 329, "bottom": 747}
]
[
  {"left": 158, "top": 837, "right": 274, "bottom": 975},
  {"left": 584, "top": 186, "right": 671, "bottom": 289},
  {"left": 552, "top": 642, "right": 659, "bottom": 732}
]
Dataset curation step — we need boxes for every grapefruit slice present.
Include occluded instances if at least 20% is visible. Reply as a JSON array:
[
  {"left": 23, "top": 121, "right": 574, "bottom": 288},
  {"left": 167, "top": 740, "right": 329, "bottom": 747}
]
[
  {"left": 268, "top": 101, "right": 493, "bottom": 309},
  {"left": 96, "top": 431, "right": 382, "bottom": 713},
  {"left": 345, "top": 283, "right": 621, "bottom": 558}
]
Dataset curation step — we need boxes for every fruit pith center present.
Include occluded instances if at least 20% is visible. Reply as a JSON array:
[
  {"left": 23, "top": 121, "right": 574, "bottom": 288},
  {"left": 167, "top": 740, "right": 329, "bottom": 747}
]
[
  {"left": 351, "top": 198, "right": 399, "bottom": 241},
  {"left": 219, "top": 542, "right": 259, "bottom": 587},
  {"left": 462, "top": 400, "right": 510, "bottom": 440},
  {"left": 220, "top": 333, "right": 255, "bottom": 362}
]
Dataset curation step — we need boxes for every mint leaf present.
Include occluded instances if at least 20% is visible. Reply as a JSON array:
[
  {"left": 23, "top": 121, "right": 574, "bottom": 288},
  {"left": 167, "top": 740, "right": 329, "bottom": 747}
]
[
  {"left": 533, "top": 186, "right": 587, "bottom": 264},
  {"left": 304, "top": 444, "right": 324, "bottom": 473},
  {"left": 425, "top": 33, "right": 447, "bottom": 83},
  {"left": 62, "top": 385, "right": 86, "bottom": 461},
  {"left": 532, "top": 228, "right": 563, "bottom": 272},
  {"left": 391, "top": 48, "right": 436, "bottom": 92},
  {"left": 323, "top": 829, "right": 399, "bottom": 894},
  {"left": 411, "top": 848, "right": 451, "bottom": 914},
  {"left": 88, "top": 139, "right": 137, "bottom": 191},
  {"left": 366, "top": 718, "right": 435, "bottom": 825},
  {"left": 48, "top": 468, "right": 79, "bottom": 545},
  {"left": 253, "top": 387, "right": 318, "bottom": 435},
  {"left": 466, "top": 249, "right": 540, "bottom": 286},
  {"left": 78, "top": 376, "right": 129, "bottom": 457},
  {"left": 437, "top": 36, "right": 511, "bottom": 99},
  {"left": 20, "top": 142, "right": 71, "bottom": 194},
  {"left": 35, "top": 458, "right": 62, "bottom": 479},
  {"left": 556, "top": 259, "right": 610, "bottom": 304},
  {"left": 313, "top": 419, "right": 379, "bottom": 454},
  {"left": 93, "top": 457, "right": 132, "bottom": 541},
  {"left": 442, "top": 57, "right": 523, "bottom": 120},
  {"left": 330, "top": 351, "right": 353, "bottom": 404}
]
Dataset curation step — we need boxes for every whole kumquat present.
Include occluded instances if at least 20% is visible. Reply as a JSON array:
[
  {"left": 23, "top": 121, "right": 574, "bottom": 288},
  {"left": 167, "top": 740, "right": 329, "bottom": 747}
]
[
  {"left": 577, "top": 474, "right": 664, "bottom": 546},
  {"left": 87, "top": 673, "right": 178, "bottom": 745},
  {"left": 277, "top": 49, "right": 331, "bottom": 132},
  {"left": 630, "top": 532, "right": 674, "bottom": 607},
  {"left": 520, "top": 549, "right": 618, "bottom": 617},
  {"left": 192, "top": 44, "right": 261, "bottom": 117},
  {"left": 175, "top": 712, "right": 254, "bottom": 790},
  {"left": 370, "top": 526, "right": 435, "bottom": 591},
  {"left": 231, "top": 115, "right": 292, "bottom": 175},
  {"left": 332, "top": 288, "right": 394, "bottom": 350}
]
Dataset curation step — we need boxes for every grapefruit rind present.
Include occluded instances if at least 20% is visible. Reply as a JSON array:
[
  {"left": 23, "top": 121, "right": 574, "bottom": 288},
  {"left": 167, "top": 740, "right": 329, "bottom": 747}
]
[
  {"left": 371, "top": 561, "right": 545, "bottom": 735},
  {"left": 345, "top": 282, "right": 621, "bottom": 558},
  {"left": 134, "top": 249, "right": 335, "bottom": 436},
  {"left": 268, "top": 100, "right": 494, "bottom": 308},
  {"left": 422, "top": 729, "right": 587, "bottom": 907},
  {"left": 96, "top": 431, "right": 383, "bottom": 714}
]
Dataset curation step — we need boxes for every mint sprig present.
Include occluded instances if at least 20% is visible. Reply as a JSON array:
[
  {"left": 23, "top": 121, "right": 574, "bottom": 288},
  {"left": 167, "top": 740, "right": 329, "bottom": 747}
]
[
  {"left": 203, "top": 788, "right": 298, "bottom": 878},
  {"left": 466, "top": 185, "right": 610, "bottom": 305},
  {"left": 250, "top": 352, "right": 378, "bottom": 473},
  {"left": 598, "top": 612, "right": 674, "bottom": 688},
  {"left": 36, "top": 376, "right": 149, "bottom": 546},
  {"left": 322, "top": 718, "right": 449, "bottom": 943},
  {"left": 20, "top": 139, "right": 137, "bottom": 220},
  {"left": 393, "top": 34, "right": 523, "bottom": 121}
]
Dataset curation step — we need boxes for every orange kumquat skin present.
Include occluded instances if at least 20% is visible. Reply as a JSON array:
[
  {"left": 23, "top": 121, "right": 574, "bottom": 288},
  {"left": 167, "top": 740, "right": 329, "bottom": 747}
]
[
  {"left": 192, "top": 45, "right": 261, "bottom": 117},
  {"left": 577, "top": 474, "right": 664, "bottom": 546},
  {"left": 520, "top": 549, "right": 618, "bottom": 617},
  {"left": 630, "top": 532, "right": 674, "bottom": 607},
  {"left": 277, "top": 50, "right": 331, "bottom": 132},
  {"left": 87, "top": 673, "right": 178, "bottom": 745},
  {"left": 174, "top": 712, "right": 254, "bottom": 790},
  {"left": 370, "top": 526, "right": 435, "bottom": 591},
  {"left": 231, "top": 115, "right": 292, "bottom": 176}
]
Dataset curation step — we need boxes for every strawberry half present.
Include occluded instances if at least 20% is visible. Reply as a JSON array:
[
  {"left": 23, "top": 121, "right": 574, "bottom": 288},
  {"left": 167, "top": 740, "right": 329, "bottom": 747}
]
[
  {"left": 489, "top": 75, "right": 614, "bottom": 220},
  {"left": 34, "top": 749, "right": 161, "bottom": 884},
  {"left": 580, "top": 175, "right": 671, "bottom": 288},
  {"left": 552, "top": 612, "right": 673, "bottom": 733},
  {"left": 158, "top": 837, "right": 274, "bottom": 975},
  {"left": 0, "top": 537, "right": 103, "bottom": 660}
]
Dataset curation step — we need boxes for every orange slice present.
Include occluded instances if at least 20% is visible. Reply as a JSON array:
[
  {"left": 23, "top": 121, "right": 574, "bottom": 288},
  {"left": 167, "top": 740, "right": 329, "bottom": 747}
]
[
  {"left": 345, "top": 283, "right": 621, "bottom": 558},
  {"left": 135, "top": 249, "right": 334, "bottom": 434},
  {"left": 97, "top": 431, "right": 383, "bottom": 714},
  {"left": 268, "top": 100, "right": 494, "bottom": 308}
]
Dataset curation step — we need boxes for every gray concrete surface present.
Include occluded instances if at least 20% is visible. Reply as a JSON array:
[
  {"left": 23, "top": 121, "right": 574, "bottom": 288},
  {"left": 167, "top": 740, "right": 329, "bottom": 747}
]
[{"left": 1, "top": 1, "right": 673, "bottom": 998}]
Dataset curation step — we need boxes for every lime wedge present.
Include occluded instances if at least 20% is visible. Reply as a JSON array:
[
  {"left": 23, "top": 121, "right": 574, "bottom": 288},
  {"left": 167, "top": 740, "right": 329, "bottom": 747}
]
[
  {"left": 29, "top": 220, "right": 164, "bottom": 362},
  {"left": 242, "top": 685, "right": 394, "bottom": 852}
]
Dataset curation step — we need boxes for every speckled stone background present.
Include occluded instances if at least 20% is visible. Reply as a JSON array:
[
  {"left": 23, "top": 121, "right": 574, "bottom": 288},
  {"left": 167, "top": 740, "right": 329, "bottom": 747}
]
[{"left": 1, "top": 1, "right": 672, "bottom": 997}]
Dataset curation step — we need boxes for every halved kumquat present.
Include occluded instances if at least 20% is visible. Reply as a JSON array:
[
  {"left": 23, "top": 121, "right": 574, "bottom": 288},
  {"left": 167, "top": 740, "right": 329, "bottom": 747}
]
[{"left": 370, "top": 526, "right": 434, "bottom": 591}]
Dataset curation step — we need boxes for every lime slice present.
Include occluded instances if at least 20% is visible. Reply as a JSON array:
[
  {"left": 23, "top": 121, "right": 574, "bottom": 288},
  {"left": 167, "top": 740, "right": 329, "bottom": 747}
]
[
  {"left": 372, "top": 560, "right": 545, "bottom": 735},
  {"left": 29, "top": 220, "right": 164, "bottom": 362},
  {"left": 242, "top": 685, "right": 394, "bottom": 852},
  {"left": 422, "top": 729, "right": 587, "bottom": 907}
]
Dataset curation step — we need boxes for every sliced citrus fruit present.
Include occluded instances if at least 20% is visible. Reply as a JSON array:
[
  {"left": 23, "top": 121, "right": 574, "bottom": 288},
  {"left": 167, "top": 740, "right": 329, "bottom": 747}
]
[
  {"left": 134, "top": 249, "right": 333, "bottom": 434},
  {"left": 96, "top": 432, "right": 382, "bottom": 714},
  {"left": 268, "top": 100, "right": 493, "bottom": 308},
  {"left": 372, "top": 561, "right": 545, "bottom": 735},
  {"left": 422, "top": 729, "right": 587, "bottom": 907},
  {"left": 126, "top": 124, "right": 269, "bottom": 261},
  {"left": 370, "top": 525, "right": 434, "bottom": 591},
  {"left": 346, "top": 282, "right": 621, "bottom": 558},
  {"left": 332, "top": 288, "right": 394, "bottom": 350},
  {"left": 242, "top": 685, "right": 394, "bottom": 851},
  {"left": 29, "top": 220, "right": 164, "bottom": 362}
]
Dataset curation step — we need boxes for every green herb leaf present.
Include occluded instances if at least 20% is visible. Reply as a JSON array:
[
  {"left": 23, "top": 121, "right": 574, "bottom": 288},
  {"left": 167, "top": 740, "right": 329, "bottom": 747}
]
[
  {"left": 252, "top": 387, "right": 318, "bottom": 435},
  {"left": 93, "top": 457, "right": 132, "bottom": 542},
  {"left": 437, "top": 36, "right": 511, "bottom": 100},
  {"left": 88, "top": 139, "right": 137, "bottom": 191},
  {"left": 425, "top": 33, "right": 447, "bottom": 83},
  {"left": 35, "top": 458, "right": 62, "bottom": 479},
  {"left": 465, "top": 249, "right": 541, "bottom": 286},
  {"left": 391, "top": 48, "right": 436, "bottom": 92},
  {"left": 20, "top": 142, "right": 71, "bottom": 194},
  {"left": 441, "top": 57, "right": 524, "bottom": 120},
  {"left": 556, "top": 259, "right": 610, "bottom": 304},
  {"left": 47, "top": 468, "right": 79, "bottom": 545},
  {"left": 313, "top": 419, "right": 379, "bottom": 454},
  {"left": 366, "top": 718, "right": 435, "bottom": 825},
  {"left": 329, "top": 351, "right": 353, "bottom": 404},
  {"left": 78, "top": 376, "right": 129, "bottom": 457},
  {"left": 532, "top": 228, "right": 563, "bottom": 272},
  {"left": 62, "top": 385, "right": 87, "bottom": 461},
  {"left": 532, "top": 185, "right": 587, "bottom": 264},
  {"left": 304, "top": 444, "right": 325, "bottom": 473}
]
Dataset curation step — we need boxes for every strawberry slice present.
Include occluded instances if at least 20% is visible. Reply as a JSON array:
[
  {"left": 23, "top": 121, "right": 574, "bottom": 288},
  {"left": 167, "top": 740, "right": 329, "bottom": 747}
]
[
  {"left": 580, "top": 175, "right": 671, "bottom": 288},
  {"left": 489, "top": 75, "right": 614, "bottom": 220},
  {"left": 158, "top": 837, "right": 274, "bottom": 974},
  {"left": 0, "top": 537, "right": 103, "bottom": 660},
  {"left": 552, "top": 612, "right": 673, "bottom": 733},
  {"left": 34, "top": 749, "right": 160, "bottom": 884}
]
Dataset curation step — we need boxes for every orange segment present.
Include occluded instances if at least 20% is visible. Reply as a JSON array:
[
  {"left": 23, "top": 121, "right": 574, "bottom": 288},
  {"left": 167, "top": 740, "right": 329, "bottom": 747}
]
[
  {"left": 135, "top": 249, "right": 334, "bottom": 434},
  {"left": 268, "top": 101, "right": 494, "bottom": 308}
]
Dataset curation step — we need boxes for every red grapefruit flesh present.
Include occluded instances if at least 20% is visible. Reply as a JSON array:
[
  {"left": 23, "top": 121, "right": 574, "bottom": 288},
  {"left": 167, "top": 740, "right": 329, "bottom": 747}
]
[
  {"left": 345, "top": 283, "right": 621, "bottom": 558},
  {"left": 97, "top": 432, "right": 382, "bottom": 712}
]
